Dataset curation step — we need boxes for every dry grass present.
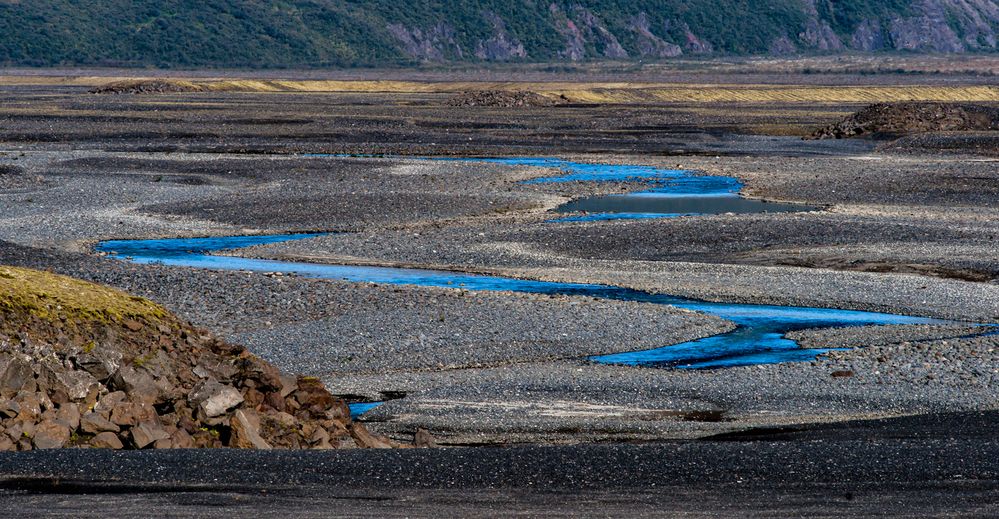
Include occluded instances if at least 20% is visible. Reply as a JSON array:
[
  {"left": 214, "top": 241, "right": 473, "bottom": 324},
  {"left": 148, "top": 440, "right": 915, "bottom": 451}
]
[
  {"left": 3, "top": 75, "right": 999, "bottom": 104},
  {"left": 553, "top": 85, "right": 999, "bottom": 103}
]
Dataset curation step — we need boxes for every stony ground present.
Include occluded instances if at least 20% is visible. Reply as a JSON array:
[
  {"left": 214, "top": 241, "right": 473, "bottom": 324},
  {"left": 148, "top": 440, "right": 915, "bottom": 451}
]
[{"left": 0, "top": 76, "right": 997, "bottom": 514}]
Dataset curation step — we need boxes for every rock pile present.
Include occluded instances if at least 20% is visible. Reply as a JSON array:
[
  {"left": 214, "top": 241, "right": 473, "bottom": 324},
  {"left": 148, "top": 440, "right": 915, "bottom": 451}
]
[
  {"left": 0, "top": 265, "right": 400, "bottom": 450},
  {"left": 810, "top": 102, "right": 999, "bottom": 139},
  {"left": 446, "top": 90, "right": 569, "bottom": 108},
  {"left": 89, "top": 80, "right": 206, "bottom": 95}
]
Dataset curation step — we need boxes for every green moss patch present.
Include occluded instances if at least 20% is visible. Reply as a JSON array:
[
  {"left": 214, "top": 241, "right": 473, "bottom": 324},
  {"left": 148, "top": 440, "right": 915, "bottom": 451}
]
[{"left": 0, "top": 265, "right": 168, "bottom": 326}]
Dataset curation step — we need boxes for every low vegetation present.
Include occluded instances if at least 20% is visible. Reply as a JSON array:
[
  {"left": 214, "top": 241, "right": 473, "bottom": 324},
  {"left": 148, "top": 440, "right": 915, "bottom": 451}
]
[
  {"left": 0, "top": 0, "right": 989, "bottom": 67},
  {"left": 85, "top": 78, "right": 999, "bottom": 105}
]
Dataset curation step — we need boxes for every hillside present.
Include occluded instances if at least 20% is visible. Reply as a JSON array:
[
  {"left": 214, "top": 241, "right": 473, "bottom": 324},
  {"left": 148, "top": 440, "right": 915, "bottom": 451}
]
[{"left": 0, "top": 0, "right": 998, "bottom": 67}]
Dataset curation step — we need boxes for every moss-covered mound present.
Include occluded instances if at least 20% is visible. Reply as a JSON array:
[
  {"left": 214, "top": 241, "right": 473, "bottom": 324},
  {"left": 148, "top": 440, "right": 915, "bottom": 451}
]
[{"left": 0, "top": 266, "right": 399, "bottom": 451}]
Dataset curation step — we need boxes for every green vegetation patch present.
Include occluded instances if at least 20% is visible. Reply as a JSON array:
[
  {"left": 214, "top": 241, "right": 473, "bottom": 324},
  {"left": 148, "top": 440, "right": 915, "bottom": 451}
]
[
  {"left": 0, "top": 0, "right": 947, "bottom": 68},
  {"left": 0, "top": 265, "right": 168, "bottom": 325}
]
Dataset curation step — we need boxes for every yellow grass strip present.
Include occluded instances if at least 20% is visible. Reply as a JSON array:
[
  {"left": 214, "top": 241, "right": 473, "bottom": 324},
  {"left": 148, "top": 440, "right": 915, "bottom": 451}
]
[{"left": 2, "top": 75, "right": 997, "bottom": 103}]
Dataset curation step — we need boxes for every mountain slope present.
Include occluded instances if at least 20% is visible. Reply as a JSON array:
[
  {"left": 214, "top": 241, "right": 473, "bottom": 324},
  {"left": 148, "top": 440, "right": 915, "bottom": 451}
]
[{"left": 0, "top": 0, "right": 997, "bottom": 67}]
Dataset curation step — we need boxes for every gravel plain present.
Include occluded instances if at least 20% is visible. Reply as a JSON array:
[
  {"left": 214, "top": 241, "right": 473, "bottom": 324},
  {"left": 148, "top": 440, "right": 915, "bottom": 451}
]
[{"left": 0, "top": 82, "right": 997, "bottom": 513}]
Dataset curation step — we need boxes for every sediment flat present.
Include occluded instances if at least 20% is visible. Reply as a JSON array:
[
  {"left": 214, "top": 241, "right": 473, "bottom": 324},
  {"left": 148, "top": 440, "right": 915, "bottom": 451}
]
[{"left": 0, "top": 75, "right": 997, "bottom": 514}]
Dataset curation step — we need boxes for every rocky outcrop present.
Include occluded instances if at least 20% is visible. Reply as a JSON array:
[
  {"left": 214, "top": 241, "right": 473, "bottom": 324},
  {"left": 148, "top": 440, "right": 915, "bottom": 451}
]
[
  {"left": 799, "top": 0, "right": 845, "bottom": 51},
  {"left": 629, "top": 12, "right": 682, "bottom": 58},
  {"left": 549, "top": 3, "right": 628, "bottom": 60},
  {"left": 769, "top": 35, "right": 799, "bottom": 55},
  {"left": 549, "top": 4, "right": 586, "bottom": 60},
  {"left": 810, "top": 102, "right": 999, "bottom": 139},
  {"left": 446, "top": 90, "right": 569, "bottom": 108},
  {"left": 928, "top": 0, "right": 999, "bottom": 50},
  {"left": 89, "top": 80, "right": 205, "bottom": 95},
  {"left": 888, "top": 0, "right": 966, "bottom": 53},
  {"left": 849, "top": 19, "right": 889, "bottom": 51},
  {"left": 387, "top": 22, "right": 464, "bottom": 61},
  {"left": 0, "top": 265, "right": 405, "bottom": 451},
  {"left": 571, "top": 6, "right": 628, "bottom": 58},
  {"left": 474, "top": 11, "right": 527, "bottom": 61},
  {"left": 677, "top": 22, "right": 715, "bottom": 54}
]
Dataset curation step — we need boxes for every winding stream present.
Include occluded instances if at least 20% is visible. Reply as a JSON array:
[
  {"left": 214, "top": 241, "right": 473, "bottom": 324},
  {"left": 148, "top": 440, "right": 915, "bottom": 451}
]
[
  {"left": 447, "top": 157, "right": 818, "bottom": 221},
  {"left": 97, "top": 233, "right": 948, "bottom": 370},
  {"left": 95, "top": 156, "right": 987, "bottom": 415},
  {"left": 95, "top": 157, "right": 985, "bottom": 368}
]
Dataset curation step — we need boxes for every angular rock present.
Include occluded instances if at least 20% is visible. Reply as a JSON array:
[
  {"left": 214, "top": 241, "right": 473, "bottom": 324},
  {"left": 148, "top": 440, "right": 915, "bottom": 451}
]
[
  {"left": 52, "top": 370, "right": 100, "bottom": 403},
  {"left": 56, "top": 403, "right": 81, "bottom": 430},
  {"left": 230, "top": 409, "right": 271, "bottom": 450},
  {"left": 198, "top": 386, "right": 244, "bottom": 419},
  {"left": 80, "top": 412, "right": 120, "bottom": 434},
  {"left": 309, "top": 427, "right": 333, "bottom": 450},
  {"left": 94, "top": 391, "right": 127, "bottom": 415},
  {"left": 237, "top": 357, "right": 284, "bottom": 392},
  {"left": 131, "top": 421, "right": 170, "bottom": 449},
  {"left": 170, "top": 429, "right": 194, "bottom": 449},
  {"left": 188, "top": 378, "right": 224, "bottom": 406},
  {"left": 110, "top": 366, "right": 162, "bottom": 405},
  {"left": 123, "top": 319, "right": 144, "bottom": 332},
  {"left": 263, "top": 391, "right": 285, "bottom": 412},
  {"left": 90, "top": 432, "right": 124, "bottom": 450},
  {"left": 32, "top": 419, "right": 70, "bottom": 449},
  {"left": 0, "top": 399, "right": 20, "bottom": 419},
  {"left": 73, "top": 348, "right": 123, "bottom": 381},
  {"left": 110, "top": 402, "right": 156, "bottom": 427},
  {"left": 14, "top": 392, "right": 41, "bottom": 423},
  {"left": 279, "top": 374, "right": 298, "bottom": 398},
  {"left": 414, "top": 428, "right": 439, "bottom": 448},
  {"left": 350, "top": 423, "right": 393, "bottom": 449},
  {"left": 1, "top": 356, "right": 34, "bottom": 397},
  {"left": 295, "top": 377, "right": 336, "bottom": 411}
]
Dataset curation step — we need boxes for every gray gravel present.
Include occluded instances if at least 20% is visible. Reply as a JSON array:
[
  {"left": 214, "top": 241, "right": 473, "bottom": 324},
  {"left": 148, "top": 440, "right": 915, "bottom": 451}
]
[{"left": 2, "top": 132, "right": 998, "bottom": 445}]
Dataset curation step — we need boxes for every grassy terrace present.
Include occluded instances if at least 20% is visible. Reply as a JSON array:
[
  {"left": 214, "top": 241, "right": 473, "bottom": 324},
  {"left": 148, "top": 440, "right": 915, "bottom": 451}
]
[{"left": 5, "top": 75, "right": 999, "bottom": 104}]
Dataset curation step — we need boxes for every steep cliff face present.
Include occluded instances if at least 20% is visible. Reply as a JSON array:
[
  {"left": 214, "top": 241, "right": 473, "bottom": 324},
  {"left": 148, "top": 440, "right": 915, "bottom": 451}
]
[
  {"left": 629, "top": 12, "right": 682, "bottom": 58},
  {"left": 799, "top": 0, "right": 845, "bottom": 51},
  {"left": 548, "top": 4, "right": 628, "bottom": 60},
  {"left": 386, "top": 22, "right": 464, "bottom": 61},
  {"left": 474, "top": 11, "right": 528, "bottom": 61},
  {"left": 1, "top": 0, "right": 998, "bottom": 67}
]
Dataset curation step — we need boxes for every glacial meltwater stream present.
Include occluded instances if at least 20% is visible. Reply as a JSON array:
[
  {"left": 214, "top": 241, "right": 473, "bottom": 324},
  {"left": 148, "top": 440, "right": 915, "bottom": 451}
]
[
  {"left": 449, "top": 157, "right": 819, "bottom": 221},
  {"left": 95, "top": 157, "right": 967, "bottom": 368},
  {"left": 95, "top": 157, "right": 990, "bottom": 416}
]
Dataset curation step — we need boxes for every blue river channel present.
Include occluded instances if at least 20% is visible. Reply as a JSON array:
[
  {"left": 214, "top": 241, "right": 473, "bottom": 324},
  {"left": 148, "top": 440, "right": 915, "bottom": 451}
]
[{"left": 94, "top": 157, "right": 984, "bottom": 413}]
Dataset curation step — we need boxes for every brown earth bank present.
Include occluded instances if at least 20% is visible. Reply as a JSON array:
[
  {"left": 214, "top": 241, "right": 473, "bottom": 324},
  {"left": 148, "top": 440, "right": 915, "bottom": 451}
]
[
  {"left": 0, "top": 265, "right": 405, "bottom": 451},
  {"left": 811, "top": 101, "right": 999, "bottom": 139}
]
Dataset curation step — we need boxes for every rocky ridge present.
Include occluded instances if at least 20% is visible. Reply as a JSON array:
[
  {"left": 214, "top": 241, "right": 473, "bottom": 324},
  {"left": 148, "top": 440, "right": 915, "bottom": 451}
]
[
  {"left": 89, "top": 80, "right": 206, "bottom": 95},
  {"left": 0, "top": 265, "right": 403, "bottom": 451},
  {"left": 811, "top": 102, "right": 999, "bottom": 139},
  {"left": 446, "top": 90, "right": 570, "bottom": 107}
]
